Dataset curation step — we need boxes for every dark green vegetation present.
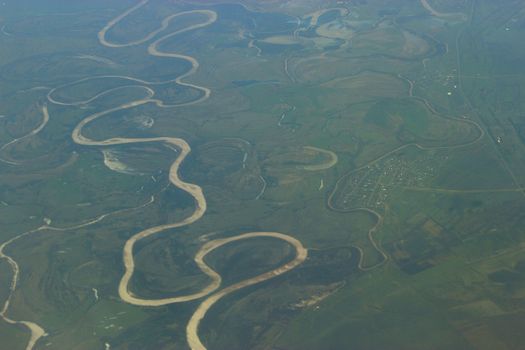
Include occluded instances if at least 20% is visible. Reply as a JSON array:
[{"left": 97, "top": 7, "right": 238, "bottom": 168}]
[{"left": 1, "top": 0, "right": 525, "bottom": 349}]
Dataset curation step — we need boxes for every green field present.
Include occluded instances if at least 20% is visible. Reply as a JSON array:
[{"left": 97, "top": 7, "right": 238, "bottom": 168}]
[{"left": 1, "top": 0, "right": 525, "bottom": 349}]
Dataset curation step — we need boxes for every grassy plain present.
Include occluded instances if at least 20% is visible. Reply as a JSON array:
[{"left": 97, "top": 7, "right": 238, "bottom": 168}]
[{"left": 1, "top": 0, "right": 525, "bottom": 349}]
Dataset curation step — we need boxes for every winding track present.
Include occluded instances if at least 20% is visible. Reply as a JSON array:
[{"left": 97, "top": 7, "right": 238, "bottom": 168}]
[
  {"left": 0, "top": 3, "right": 308, "bottom": 350},
  {"left": 420, "top": 0, "right": 466, "bottom": 20},
  {"left": 60, "top": 2, "right": 306, "bottom": 349},
  {"left": 0, "top": 104, "right": 50, "bottom": 165},
  {"left": 0, "top": 227, "right": 47, "bottom": 350},
  {"left": 186, "top": 232, "right": 307, "bottom": 350},
  {"left": 327, "top": 68, "right": 486, "bottom": 271},
  {"left": 0, "top": 2, "right": 492, "bottom": 348},
  {"left": 0, "top": 195, "right": 156, "bottom": 350},
  {"left": 301, "top": 146, "right": 338, "bottom": 171},
  {"left": 304, "top": 8, "right": 349, "bottom": 27}
]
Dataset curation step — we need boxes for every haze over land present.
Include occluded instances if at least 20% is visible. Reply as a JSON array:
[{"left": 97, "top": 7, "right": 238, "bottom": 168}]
[{"left": 1, "top": 0, "right": 525, "bottom": 349}]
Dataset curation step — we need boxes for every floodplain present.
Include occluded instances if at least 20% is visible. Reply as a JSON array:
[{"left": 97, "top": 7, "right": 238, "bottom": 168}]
[{"left": 1, "top": 0, "right": 525, "bottom": 349}]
